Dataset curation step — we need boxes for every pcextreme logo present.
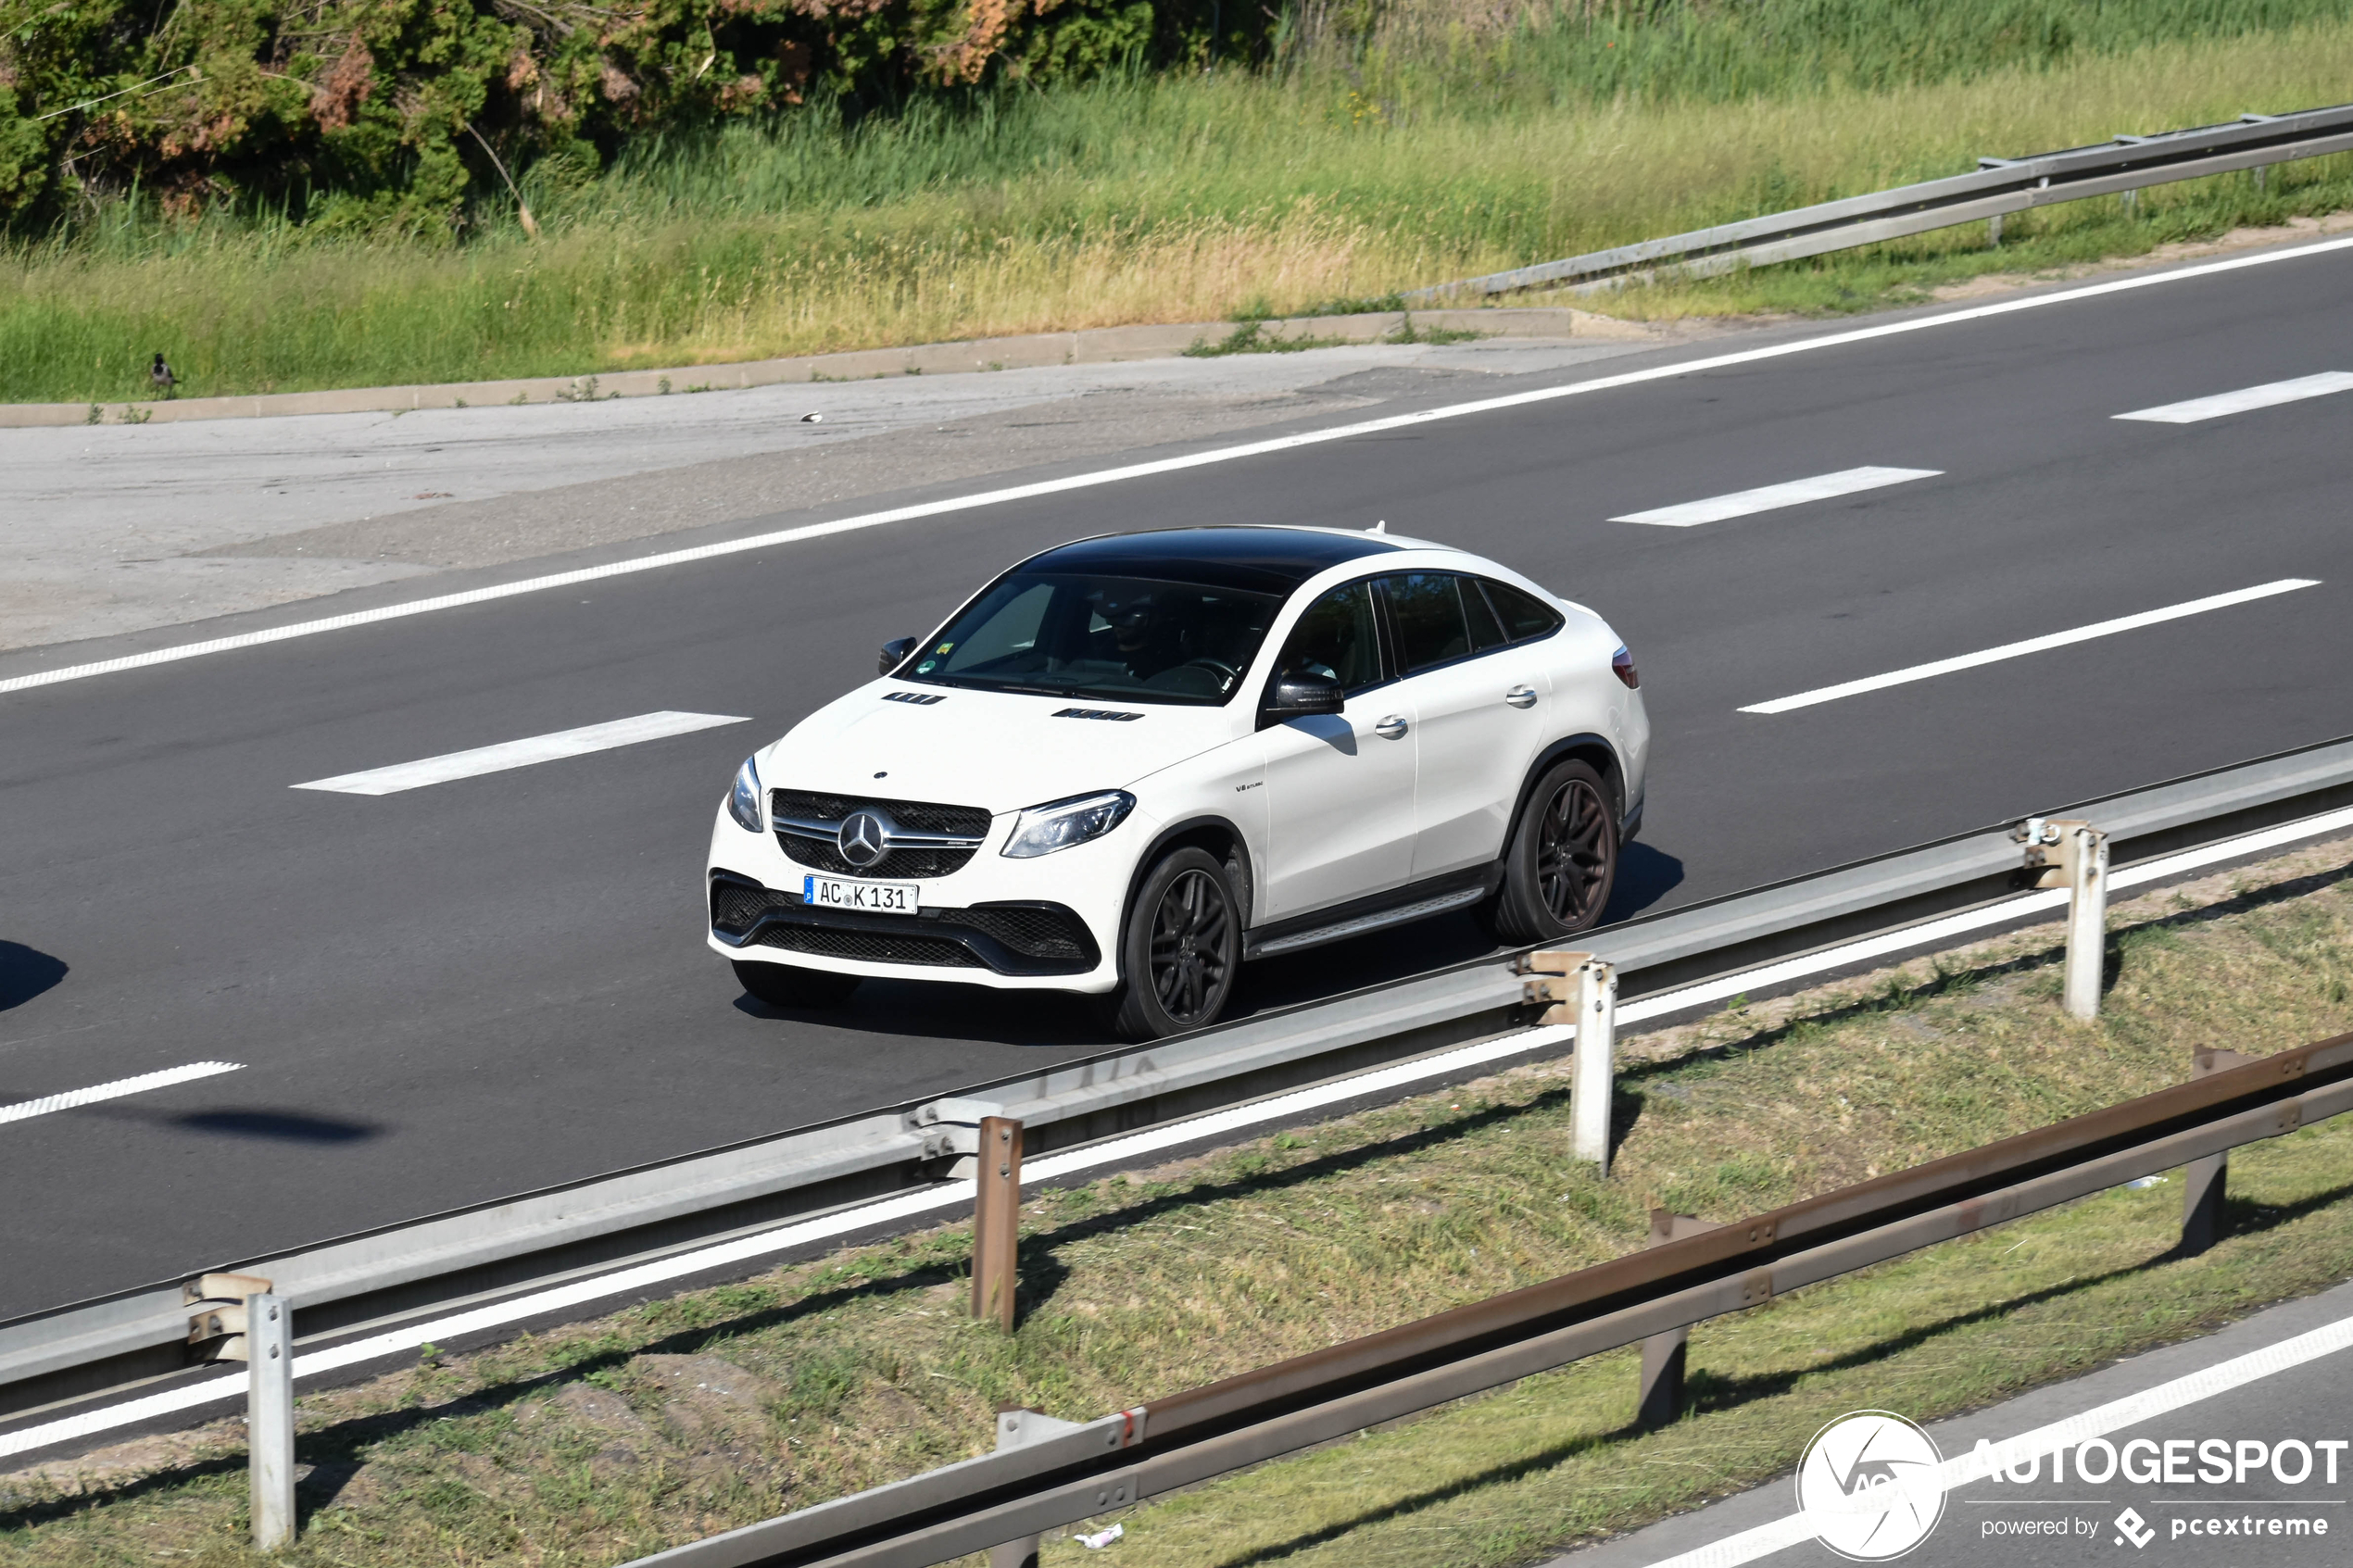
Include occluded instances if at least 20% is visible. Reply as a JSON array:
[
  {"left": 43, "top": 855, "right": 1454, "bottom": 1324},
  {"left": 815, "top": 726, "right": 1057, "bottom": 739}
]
[{"left": 1794, "top": 1411, "right": 1947, "bottom": 1561}]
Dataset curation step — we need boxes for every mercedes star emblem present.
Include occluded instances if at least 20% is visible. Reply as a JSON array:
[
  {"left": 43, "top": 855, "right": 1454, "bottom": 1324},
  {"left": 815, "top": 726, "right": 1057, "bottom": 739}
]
[{"left": 837, "top": 809, "right": 889, "bottom": 868}]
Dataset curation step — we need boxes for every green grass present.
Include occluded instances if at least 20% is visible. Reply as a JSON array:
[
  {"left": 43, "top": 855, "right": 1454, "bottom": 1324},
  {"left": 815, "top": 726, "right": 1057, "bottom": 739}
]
[
  {"left": 4, "top": 839, "right": 2351, "bottom": 1567},
  {"left": 10, "top": 5, "right": 2353, "bottom": 402}
]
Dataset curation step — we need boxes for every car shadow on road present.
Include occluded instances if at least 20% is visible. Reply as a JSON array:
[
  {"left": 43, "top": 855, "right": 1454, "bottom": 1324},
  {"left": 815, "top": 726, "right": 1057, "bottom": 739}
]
[
  {"left": 727, "top": 840, "right": 1692, "bottom": 1048},
  {"left": 0, "top": 941, "right": 68, "bottom": 1012}
]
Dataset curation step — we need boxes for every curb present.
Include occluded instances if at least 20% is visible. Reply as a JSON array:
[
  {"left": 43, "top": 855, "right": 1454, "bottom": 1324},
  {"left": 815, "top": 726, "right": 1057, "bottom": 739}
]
[{"left": 0, "top": 307, "right": 1650, "bottom": 429}]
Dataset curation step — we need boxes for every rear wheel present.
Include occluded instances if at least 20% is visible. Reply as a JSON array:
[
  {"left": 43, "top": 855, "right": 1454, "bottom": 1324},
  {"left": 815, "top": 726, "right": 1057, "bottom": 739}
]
[
  {"left": 1112, "top": 847, "right": 1240, "bottom": 1040},
  {"left": 1483, "top": 759, "right": 1618, "bottom": 947},
  {"left": 732, "top": 959, "right": 860, "bottom": 1010}
]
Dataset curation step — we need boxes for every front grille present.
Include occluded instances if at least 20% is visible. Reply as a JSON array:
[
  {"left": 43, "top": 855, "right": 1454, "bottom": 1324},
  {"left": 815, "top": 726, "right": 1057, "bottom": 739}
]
[
  {"left": 769, "top": 789, "right": 993, "bottom": 879},
  {"left": 711, "top": 876, "right": 1094, "bottom": 975},
  {"left": 781, "top": 840, "right": 978, "bottom": 879},
  {"left": 770, "top": 791, "right": 991, "bottom": 836},
  {"left": 755, "top": 924, "right": 984, "bottom": 967}
]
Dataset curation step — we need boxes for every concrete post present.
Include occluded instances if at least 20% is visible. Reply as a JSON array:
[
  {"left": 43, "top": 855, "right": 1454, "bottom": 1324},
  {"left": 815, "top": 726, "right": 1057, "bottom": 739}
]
[
  {"left": 2180, "top": 1048, "right": 2255, "bottom": 1256},
  {"left": 2061, "top": 823, "right": 2109, "bottom": 1021},
  {"left": 1571, "top": 958, "right": 1617, "bottom": 1174},
  {"left": 246, "top": 1292, "right": 296, "bottom": 1551},
  {"left": 972, "top": 1117, "right": 1023, "bottom": 1331}
]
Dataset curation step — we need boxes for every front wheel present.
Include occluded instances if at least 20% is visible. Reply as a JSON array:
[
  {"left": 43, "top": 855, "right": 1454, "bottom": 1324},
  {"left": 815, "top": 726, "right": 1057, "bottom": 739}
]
[
  {"left": 733, "top": 959, "right": 860, "bottom": 1010},
  {"left": 1483, "top": 759, "right": 1619, "bottom": 947},
  {"left": 1111, "top": 847, "right": 1241, "bottom": 1040}
]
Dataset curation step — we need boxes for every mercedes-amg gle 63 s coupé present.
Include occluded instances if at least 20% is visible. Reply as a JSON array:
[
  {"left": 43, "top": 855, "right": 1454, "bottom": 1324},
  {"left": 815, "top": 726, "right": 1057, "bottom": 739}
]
[{"left": 708, "top": 525, "right": 1649, "bottom": 1039}]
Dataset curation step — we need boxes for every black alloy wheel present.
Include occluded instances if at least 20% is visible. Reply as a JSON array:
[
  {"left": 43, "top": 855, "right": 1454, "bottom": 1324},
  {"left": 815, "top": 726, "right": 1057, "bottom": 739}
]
[
  {"left": 733, "top": 958, "right": 861, "bottom": 1010},
  {"left": 1535, "top": 771, "right": 1613, "bottom": 924},
  {"left": 1114, "top": 847, "right": 1240, "bottom": 1039},
  {"left": 1482, "top": 758, "right": 1619, "bottom": 946}
]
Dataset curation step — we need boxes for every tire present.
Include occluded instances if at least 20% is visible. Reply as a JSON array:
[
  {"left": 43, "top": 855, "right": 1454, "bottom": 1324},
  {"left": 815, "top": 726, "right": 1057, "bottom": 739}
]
[
  {"left": 1483, "top": 758, "right": 1619, "bottom": 947},
  {"left": 732, "top": 958, "right": 861, "bottom": 1010},
  {"left": 1111, "top": 847, "right": 1241, "bottom": 1040}
]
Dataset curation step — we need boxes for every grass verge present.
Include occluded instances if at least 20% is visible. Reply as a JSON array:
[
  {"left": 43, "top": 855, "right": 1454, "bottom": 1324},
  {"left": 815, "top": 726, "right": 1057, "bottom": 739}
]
[
  {"left": 5, "top": 838, "right": 2351, "bottom": 1567},
  {"left": 12, "top": 17, "right": 2353, "bottom": 402}
]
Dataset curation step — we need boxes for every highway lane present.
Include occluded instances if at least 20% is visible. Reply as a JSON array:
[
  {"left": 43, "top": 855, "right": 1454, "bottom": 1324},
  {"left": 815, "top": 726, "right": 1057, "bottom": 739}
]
[{"left": 6, "top": 240, "right": 2353, "bottom": 1319}]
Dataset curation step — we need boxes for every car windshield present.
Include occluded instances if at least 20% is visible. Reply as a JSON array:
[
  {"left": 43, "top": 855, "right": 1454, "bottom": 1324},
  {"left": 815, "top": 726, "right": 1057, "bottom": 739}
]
[{"left": 905, "top": 573, "right": 1282, "bottom": 706}]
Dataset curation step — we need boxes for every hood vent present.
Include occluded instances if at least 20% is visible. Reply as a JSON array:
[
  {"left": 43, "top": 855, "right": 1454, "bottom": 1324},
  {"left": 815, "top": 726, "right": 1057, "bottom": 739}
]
[
  {"left": 882, "top": 691, "right": 946, "bottom": 705},
  {"left": 1053, "top": 708, "right": 1143, "bottom": 722}
]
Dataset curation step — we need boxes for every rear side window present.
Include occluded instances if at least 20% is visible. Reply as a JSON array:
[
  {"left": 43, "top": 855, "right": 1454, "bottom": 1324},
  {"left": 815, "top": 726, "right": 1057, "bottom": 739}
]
[
  {"left": 1463, "top": 577, "right": 1507, "bottom": 650},
  {"left": 1479, "top": 580, "right": 1566, "bottom": 643},
  {"left": 1380, "top": 573, "right": 1475, "bottom": 673}
]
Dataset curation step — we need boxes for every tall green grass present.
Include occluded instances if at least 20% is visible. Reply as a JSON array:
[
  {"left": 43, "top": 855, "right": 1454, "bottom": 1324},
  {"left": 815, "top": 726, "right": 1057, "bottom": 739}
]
[{"left": 8, "top": 3, "right": 2353, "bottom": 401}]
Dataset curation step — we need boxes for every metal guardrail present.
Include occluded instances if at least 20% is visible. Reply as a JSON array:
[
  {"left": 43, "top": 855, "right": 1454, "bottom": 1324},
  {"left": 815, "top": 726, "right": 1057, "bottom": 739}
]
[
  {"left": 6, "top": 732, "right": 2353, "bottom": 1450},
  {"left": 630, "top": 1033, "right": 2353, "bottom": 1568},
  {"left": 1405, "top": 100, "right": 2353, "bottom": 302}
]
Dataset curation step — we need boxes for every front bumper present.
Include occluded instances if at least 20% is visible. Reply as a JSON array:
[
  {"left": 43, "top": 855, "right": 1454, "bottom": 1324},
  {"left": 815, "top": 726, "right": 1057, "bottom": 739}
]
[
  {"left": 705, "top": 804, "right": 1134, "bottom": 992},
  {"left": 710, "top": 872, "right": 1101, "bottom": 976}
]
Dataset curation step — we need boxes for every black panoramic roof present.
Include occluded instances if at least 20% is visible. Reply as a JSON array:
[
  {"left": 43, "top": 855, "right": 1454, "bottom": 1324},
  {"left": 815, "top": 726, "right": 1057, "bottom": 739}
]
[{"left": 1017, "top": 527, "right": 1403, "bottom": 595}]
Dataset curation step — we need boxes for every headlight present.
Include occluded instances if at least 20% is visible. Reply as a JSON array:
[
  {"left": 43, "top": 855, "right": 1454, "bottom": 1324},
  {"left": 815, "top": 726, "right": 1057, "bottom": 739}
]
[
  {"left": 727, "top": 756, "right": 763, "bottom": 833},
  {"left": 1001, "top": 790, "right": 1135, "bottom": 859}
]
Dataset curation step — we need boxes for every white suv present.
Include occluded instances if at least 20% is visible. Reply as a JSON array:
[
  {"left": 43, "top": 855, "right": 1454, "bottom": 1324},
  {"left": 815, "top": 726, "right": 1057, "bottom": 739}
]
[{"left": 707, "top": 525, "right": 1649, "bottom": 1038}]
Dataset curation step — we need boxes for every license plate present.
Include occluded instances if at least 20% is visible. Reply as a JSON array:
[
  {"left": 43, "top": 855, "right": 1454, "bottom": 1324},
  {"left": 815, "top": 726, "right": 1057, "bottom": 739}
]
[{"left": 802, "top": 874, "right": 921, "bottom": 914}]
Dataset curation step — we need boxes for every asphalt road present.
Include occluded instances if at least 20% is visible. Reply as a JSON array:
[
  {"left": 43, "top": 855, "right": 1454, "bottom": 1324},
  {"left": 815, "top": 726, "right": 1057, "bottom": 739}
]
[{"left": 6, "top": 239, "right": 2353, "bottom": 1321}]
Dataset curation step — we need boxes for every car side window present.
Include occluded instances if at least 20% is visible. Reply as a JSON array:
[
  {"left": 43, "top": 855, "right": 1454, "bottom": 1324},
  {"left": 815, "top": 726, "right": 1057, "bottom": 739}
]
[
  {"left": 1380, "top": 573, "right": 1477, "bottom": 673},
  {"left": 1462, "top": 575, "right": 1507, "bottom": 651},
  {"left": 1274, "top": 581, "right": 1383, "bottom": 694},
  {"left": 1479, "top": 579, "right": 1567, "bottom": 644}
]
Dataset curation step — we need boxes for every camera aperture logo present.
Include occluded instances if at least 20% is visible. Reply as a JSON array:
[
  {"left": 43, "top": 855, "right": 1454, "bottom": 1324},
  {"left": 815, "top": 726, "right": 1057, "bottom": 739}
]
[{"left": 1795, "top": 1411, "right": 1947, "bottom": 1561}]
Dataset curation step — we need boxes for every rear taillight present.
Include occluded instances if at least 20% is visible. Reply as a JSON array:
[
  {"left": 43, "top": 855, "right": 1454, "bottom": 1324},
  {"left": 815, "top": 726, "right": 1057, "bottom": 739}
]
[{"left": 1611, "top": 646, "right": 1640, "bottom": 690}]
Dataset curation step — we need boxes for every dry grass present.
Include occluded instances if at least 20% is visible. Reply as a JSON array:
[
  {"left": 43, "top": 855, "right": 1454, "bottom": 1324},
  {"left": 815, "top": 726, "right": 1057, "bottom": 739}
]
[
  {"left": 14, "top": 19, "right": 2353, "bottom": 400},
  {"left": 4, "top": 839, "right": 2351, "bottom": 1567}
]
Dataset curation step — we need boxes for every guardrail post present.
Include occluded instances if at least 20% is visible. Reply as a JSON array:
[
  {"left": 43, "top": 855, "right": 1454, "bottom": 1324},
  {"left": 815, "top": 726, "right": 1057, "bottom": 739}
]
[
  {"left": 246, "top": 1293, "right": 296, "bottom": 1550},
  {"left": 1987, "top": 213, "right": 2003, "bottom": 247},
  {"left": 1524, "top": 951, "right": 1617, "bottom": 1174},
  {"left": 1572, "top": 958, "right": 1617, "bottom": 1173},
  {"left": 2180, "top": 1048, "right": 2255, "bottom": 1256},
  {"left": 1636, "top": 1212, "right": 1723, "bottom": 1428},
  {"left": 2060, "top": 823, "right": 2109, "bottom": 1020},
  {"left": 2014, "top": 818, "right": 2109, "bottom": 1019},
  {"left": 973, "top": 1116, "right": 1023, "bottom": 1331},
  {"left": 988, "top": 1407, "right": 1086, "bottom": 1568}
]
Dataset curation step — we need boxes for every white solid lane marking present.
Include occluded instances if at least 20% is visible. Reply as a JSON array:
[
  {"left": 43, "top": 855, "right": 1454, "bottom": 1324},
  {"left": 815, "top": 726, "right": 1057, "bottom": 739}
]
[
  {"left": 1639, "top": 1309, "right": 2353, "bottom": 1568},
  {"left": 7, "top": 234, "right": 2353, "bottom": 701},
  {"left": 2115, "top": 370, "right": 2353, "bottom": 423},
  {"left": 1610, "top": 465, "right": 1943, "bottom": 526},
  {"left": 0, "top": 1062, "right": 244, "bottom": 1127},
  {"left": 293, "top": 711, "right": 750, "bottom": 796},
  {"left": 7, "top": 794, "right": 2350, "bottom": 1460},
  {"left": 1740, "top": 578, "right": 2320, "bottom": 715}
]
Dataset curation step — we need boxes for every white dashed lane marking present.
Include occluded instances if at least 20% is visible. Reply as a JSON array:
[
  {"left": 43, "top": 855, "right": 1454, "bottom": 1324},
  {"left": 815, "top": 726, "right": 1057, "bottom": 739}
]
[
  {"left": 8, "top": 235, "right": 2353, "bottom": 702},
  {"left": 0, "top": 1062, "right": 245, "bottom": 1127},
  {"left": 2114, "top": 370, "right": 2353, "bottom": 423},
  {"left": 1740, "top": 579, "right": 2321, "bottom": 715},
  {"left": 292, "top": 710, "right": 750, "bottom": 796},
  {"left": 1608, "top": 465, "right": 1943, "bottom": 526}
]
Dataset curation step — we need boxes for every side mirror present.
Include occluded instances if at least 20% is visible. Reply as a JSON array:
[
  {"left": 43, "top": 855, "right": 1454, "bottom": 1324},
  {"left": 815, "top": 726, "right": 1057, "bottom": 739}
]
[
  {"left": 879, "top": 636, "right": 918, "bottom": 675},
  {"left": 1266, "top": 669, "right": 1345, "bottom": 718}
]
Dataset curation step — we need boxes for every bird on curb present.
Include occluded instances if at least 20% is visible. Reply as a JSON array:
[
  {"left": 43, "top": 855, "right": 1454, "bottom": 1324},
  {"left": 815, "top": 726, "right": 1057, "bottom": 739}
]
[{"left": 151, "top": 353, "right": 177, "bottom": 398}]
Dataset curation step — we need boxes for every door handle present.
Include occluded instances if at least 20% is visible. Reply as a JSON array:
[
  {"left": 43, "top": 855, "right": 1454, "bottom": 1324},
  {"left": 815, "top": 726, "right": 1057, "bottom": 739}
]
[
  {"left": 1374, "top": 715, "right": 1409, "bottom": 740},
  {"left": 1504, "top": 684, "right": 1539, "bottom": 709}
]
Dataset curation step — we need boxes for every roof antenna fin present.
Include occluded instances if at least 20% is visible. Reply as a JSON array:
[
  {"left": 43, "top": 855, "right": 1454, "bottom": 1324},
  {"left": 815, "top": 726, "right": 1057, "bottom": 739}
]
[{"left": 1367, "top": 520, "right": 1387, "bottom": 533}]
